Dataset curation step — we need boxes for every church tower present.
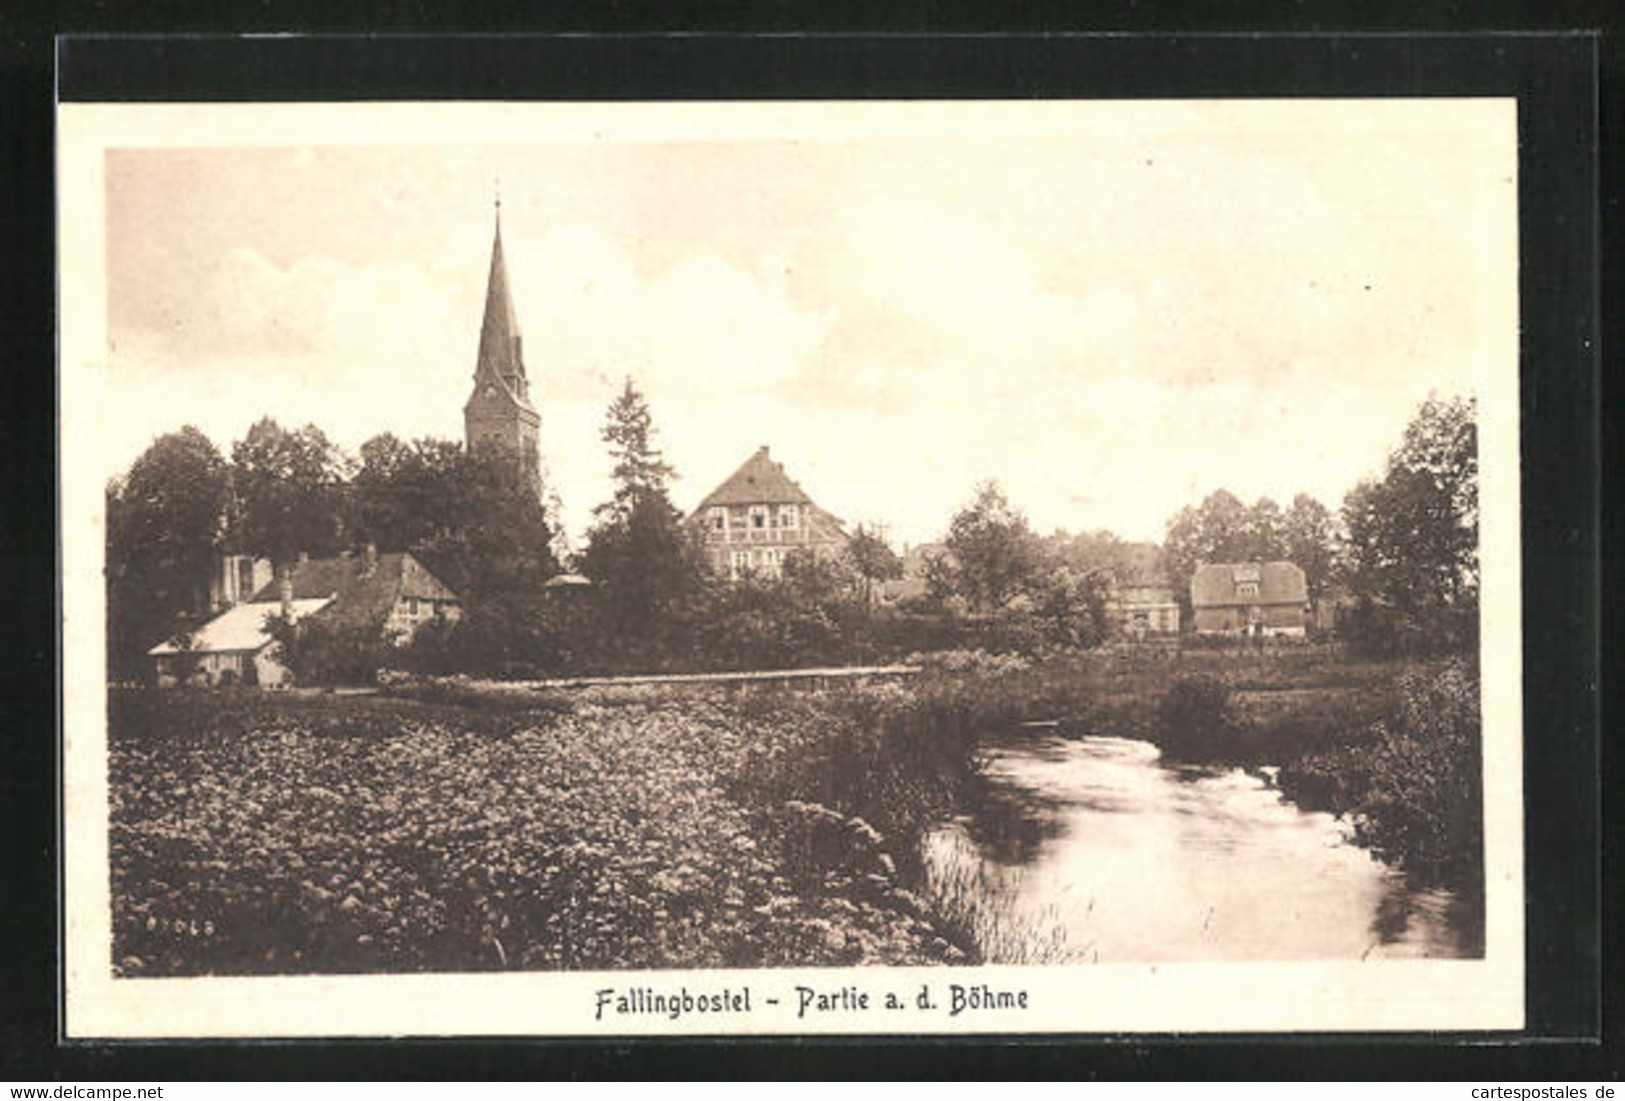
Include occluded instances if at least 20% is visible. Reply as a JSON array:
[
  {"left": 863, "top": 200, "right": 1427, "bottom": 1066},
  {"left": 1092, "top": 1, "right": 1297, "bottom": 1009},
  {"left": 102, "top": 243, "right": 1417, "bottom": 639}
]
[{"left": 464, "top": 193, "right": 542, "bottom": 498}]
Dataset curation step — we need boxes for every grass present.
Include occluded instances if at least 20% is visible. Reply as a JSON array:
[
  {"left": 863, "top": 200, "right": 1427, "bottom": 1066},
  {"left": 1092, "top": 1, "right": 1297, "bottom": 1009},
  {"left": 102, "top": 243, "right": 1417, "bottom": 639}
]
[{"left": 920, "top": 829, "right": 1080, "bottom": 965}]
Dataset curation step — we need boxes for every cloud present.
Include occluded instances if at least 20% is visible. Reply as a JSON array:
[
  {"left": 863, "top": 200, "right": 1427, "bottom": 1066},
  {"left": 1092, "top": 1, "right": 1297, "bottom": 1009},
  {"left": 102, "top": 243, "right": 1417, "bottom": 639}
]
[
  {"left": 490, "top": 228, "right": 831, "bottom": 405},
  {"left": 100, "top": 119, "right": 1498, "bottom": 548},
  {"left": 777, "top": 200, "right": 1147, "bottom": 414},
  {"left": 119, "top": 245, "right": 466, "bottom": 378}
]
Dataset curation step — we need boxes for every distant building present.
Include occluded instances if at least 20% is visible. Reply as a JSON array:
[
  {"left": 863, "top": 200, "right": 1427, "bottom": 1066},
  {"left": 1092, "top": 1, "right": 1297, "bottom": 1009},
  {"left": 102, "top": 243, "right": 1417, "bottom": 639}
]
[
  {"left": 1108, "top": 584, "right": 1180, "bottom": 636},
  {"left": 1191, "top": 561, "right": 1310, "bottom": 636},
  {"left": 463, "top": 196, "right": 542, "bottom": 499},
  {"left": 692, "top": 446, "right": 848, "bottom": 580},
  {"left": 150, "top": 597, "right": 331, "bottom": 688},
  {"left": 150, "top": 547, "right": 461, "bottom": 687}
]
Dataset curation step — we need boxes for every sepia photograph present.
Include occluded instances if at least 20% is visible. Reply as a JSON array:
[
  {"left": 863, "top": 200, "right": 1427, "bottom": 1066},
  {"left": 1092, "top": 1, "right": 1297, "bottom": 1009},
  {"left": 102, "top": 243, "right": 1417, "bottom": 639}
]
[{"left": 58, "top": 98, "right": 1524, "bottom": 1037}]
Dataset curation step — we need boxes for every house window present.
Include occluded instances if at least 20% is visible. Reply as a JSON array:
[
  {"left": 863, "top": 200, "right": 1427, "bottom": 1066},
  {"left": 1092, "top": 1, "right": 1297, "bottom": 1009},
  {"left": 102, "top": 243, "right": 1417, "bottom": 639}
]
[
  {"left": 406, "top": 597, "right": 420, "bottom": 615},
  {"left": 750, "top": 505, "right": 768, "bottom": 530},
  {"left": 729, "top": 550, "right": 751, "bottom": 579},
  {"left": 709, "top": 507, "right": 728, "bottom": 532},
  {"left": 778, "top": 504, "right": 799, "bottom": 530}
]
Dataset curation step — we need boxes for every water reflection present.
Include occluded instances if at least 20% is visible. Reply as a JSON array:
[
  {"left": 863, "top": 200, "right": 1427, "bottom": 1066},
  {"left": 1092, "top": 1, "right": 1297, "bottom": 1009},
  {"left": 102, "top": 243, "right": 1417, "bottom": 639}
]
[{"left": 930, "top": 734, "right": 1481, "bottom": 962}]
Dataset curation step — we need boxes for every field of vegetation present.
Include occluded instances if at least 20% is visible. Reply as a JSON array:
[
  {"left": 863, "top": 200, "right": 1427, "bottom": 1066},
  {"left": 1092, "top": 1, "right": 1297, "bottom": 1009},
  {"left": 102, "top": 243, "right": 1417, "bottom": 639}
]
[
  {"left": 108, "top": 642, "right": 1481, "bottom": 976},
  {"left": 108, "top": 681, "right": 982, "bottom": 977}
]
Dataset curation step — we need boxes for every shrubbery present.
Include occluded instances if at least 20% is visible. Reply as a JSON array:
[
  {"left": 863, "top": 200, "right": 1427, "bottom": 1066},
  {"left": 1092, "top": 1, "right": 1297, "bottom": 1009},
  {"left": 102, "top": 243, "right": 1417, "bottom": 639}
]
[
  {"left": 267, "top": 614, "right": 397, "bottom": 687},
  {"left": 1337, "top": 598, "right": 1479, "bottom": 659},
  {"left": 1156, "top": 673, "right": 1238, "bottom": 756},
  {"left": 1357, "top": 660, "right": 1482, "bottom": 881},
  {"left": 107, "top": 685, "right": 969, "bottom": 975}
]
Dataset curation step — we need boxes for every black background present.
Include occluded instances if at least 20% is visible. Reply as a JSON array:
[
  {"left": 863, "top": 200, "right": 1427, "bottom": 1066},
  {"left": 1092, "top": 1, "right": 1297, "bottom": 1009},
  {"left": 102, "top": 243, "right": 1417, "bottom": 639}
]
[{"left": 2, "top": 16, "right": 1613, "bottom": 1082}]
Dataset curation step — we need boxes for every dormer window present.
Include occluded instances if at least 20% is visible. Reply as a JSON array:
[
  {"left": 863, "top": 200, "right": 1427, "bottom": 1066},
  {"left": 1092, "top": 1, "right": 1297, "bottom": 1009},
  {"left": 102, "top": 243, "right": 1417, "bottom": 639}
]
[
  {"left": 778, "top": 504, "right": 799, "bottom": 529},
  {"left": 1236, "top": 582, "right": 1260, "bottom": 598}
]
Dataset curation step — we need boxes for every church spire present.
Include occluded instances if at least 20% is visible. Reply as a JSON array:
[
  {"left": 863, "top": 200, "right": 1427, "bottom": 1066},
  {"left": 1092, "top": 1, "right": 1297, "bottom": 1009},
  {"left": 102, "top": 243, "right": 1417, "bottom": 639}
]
[
  {"left": 465, "top": 187, "right": 542, "bottom": 500},
  {"left": 473, "top": 189, "right": 533, "bottom": 409}
]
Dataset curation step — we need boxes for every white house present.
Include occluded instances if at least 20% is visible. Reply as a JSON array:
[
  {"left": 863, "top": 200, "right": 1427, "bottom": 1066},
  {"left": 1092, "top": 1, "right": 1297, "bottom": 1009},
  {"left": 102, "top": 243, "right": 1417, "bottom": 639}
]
[{"left": 149, "top": 597, "right": 331, "bottom": 688}]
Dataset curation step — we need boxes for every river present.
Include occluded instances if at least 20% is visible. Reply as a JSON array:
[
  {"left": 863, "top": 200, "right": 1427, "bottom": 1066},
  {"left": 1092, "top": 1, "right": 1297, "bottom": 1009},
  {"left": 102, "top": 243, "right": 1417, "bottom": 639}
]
[{"left": 925, "top": 733, "right": 1482, "bottom": 962}]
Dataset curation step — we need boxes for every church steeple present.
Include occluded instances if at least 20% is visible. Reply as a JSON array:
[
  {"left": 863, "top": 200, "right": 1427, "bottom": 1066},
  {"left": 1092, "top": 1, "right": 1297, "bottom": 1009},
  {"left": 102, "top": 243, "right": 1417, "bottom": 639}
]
[
  {"left": 472, "top": 191, "right": 534, "bottom": 410},
  {"left": 465, "top": 189, "right": 542, "bottom": 498}
]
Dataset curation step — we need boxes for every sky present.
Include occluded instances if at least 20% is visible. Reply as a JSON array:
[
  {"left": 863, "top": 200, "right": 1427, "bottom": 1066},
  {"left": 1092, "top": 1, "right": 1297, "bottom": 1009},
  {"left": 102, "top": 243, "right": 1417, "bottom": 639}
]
[{"left": 95, "top": 101, "right": 1514, "bottom": 548}]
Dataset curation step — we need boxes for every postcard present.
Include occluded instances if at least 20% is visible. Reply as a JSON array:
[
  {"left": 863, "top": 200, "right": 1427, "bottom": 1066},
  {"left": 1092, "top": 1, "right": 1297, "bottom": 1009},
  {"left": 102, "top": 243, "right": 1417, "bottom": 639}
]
[{"left": 59, "top": 98, "right": 1523, "bottom": 1037}]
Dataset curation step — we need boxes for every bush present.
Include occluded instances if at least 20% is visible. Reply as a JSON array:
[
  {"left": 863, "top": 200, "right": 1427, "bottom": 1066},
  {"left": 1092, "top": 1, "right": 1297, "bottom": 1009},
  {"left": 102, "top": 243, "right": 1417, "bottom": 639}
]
[
  {"left": 970, "top": 608, "right": 1049, "bottom": 657},
  {"left": 267, "top": 614, "right": 396, "bottom": 687},
  {"left": 394, "top": 616, "right": 462, "bottom": 677},
  {"left": 1156, "top": 673, "right": 1238, "bottom": 756},
  {"left": 1352, "top": 660, "right": 1482, "bottom": 883}
]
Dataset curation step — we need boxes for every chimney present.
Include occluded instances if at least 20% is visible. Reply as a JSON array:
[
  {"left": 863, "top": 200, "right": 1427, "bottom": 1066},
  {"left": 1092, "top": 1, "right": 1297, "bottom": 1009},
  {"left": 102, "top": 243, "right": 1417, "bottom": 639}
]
[
  {"left": 362, "top": 543, "right": 378, "bottom": 577},
  {"left": 277, "top": 564, "right": 294, "bottom": 620}
]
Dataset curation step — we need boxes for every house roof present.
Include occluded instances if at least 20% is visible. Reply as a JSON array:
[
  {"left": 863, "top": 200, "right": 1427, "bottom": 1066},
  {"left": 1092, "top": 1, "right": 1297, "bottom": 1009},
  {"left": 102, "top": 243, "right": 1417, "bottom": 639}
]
[
  {"left": 247, "top": 551, "right": 457, "bottom": 632},
  {"left": 1191, "top": 561, "right": 1309, "bottom": 608},
  {"left": 149, "top": 597, "right": 332, "bottom": 655},
  {"left": 694, "top": 446, "right": 817, "bottom": 510}
]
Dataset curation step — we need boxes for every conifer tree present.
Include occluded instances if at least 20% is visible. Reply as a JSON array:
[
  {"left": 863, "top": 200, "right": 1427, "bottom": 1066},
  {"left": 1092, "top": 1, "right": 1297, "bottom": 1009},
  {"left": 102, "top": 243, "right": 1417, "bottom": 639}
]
[{"left": 582, "top": 378, "right": 702, "bottom": 632}]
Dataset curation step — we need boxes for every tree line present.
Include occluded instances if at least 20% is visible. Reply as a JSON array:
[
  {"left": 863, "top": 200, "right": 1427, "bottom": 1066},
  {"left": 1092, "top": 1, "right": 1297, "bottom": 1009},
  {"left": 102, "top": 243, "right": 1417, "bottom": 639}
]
[
  {"left": 106, "top": 386, "right": 1477, "bottom": 682},
  {"left": 1155, "top": 394, "right": 1478, "bottom": 655}
]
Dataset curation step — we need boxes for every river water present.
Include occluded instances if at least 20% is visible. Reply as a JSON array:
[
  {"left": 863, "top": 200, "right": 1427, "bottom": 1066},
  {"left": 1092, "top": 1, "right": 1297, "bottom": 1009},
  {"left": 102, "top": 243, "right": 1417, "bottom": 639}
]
[{"left": 925, "top": 734, "right": 1481, "bottom": 962}]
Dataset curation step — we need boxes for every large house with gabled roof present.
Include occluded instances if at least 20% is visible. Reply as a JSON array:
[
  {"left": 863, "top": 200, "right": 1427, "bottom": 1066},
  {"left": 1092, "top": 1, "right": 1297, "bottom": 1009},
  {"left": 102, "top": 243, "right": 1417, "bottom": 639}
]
[
  {"left": 1191, "top": 561, "right": 1311, "bottom": 636},
  {"left": 691, "top": 445, "right": 848, "bottom": 580}
]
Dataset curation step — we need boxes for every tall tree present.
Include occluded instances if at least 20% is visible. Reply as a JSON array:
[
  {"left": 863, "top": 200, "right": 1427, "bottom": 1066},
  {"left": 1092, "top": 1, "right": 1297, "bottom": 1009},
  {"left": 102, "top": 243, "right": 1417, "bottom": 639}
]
[
  {"left": 413, "top": 443, "right": 559, "bottom": 599},
  {"left": 230, "top": 418, "right": 350, "bottom": 572},
  {"left": 350, "top": 434, "right": 468, "bottom": 552},
  {"left": 1240, "top": 496, "right": 1286, "bottom": 561},
  {"left": 944, "top": 480, "right": 1043, "bottom": 613},
  {"left": 1282, "top": 493, "right": 1339, "bottom": 601},
  {"left": 105, "top": 426, "right": 232, "bottom": 676},
  {"left": 595, "top": 376, "right": 676, "bottom": 525},
  {"left": 1341, "top": 394, "right": 1478, "bottom": 617},
  {"left": 581, "top": 378, "right": 701, "bottom": 629}
]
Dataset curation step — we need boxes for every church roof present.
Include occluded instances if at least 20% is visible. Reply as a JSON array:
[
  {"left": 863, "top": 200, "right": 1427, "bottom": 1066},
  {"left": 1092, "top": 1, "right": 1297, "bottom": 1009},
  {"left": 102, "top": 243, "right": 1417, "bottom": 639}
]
[
  {"left": 470, "top": 205, "right": 536, "bottom": 414},
  {"left": 694, "top": 446, "right": 817, "bottom": 509}
]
